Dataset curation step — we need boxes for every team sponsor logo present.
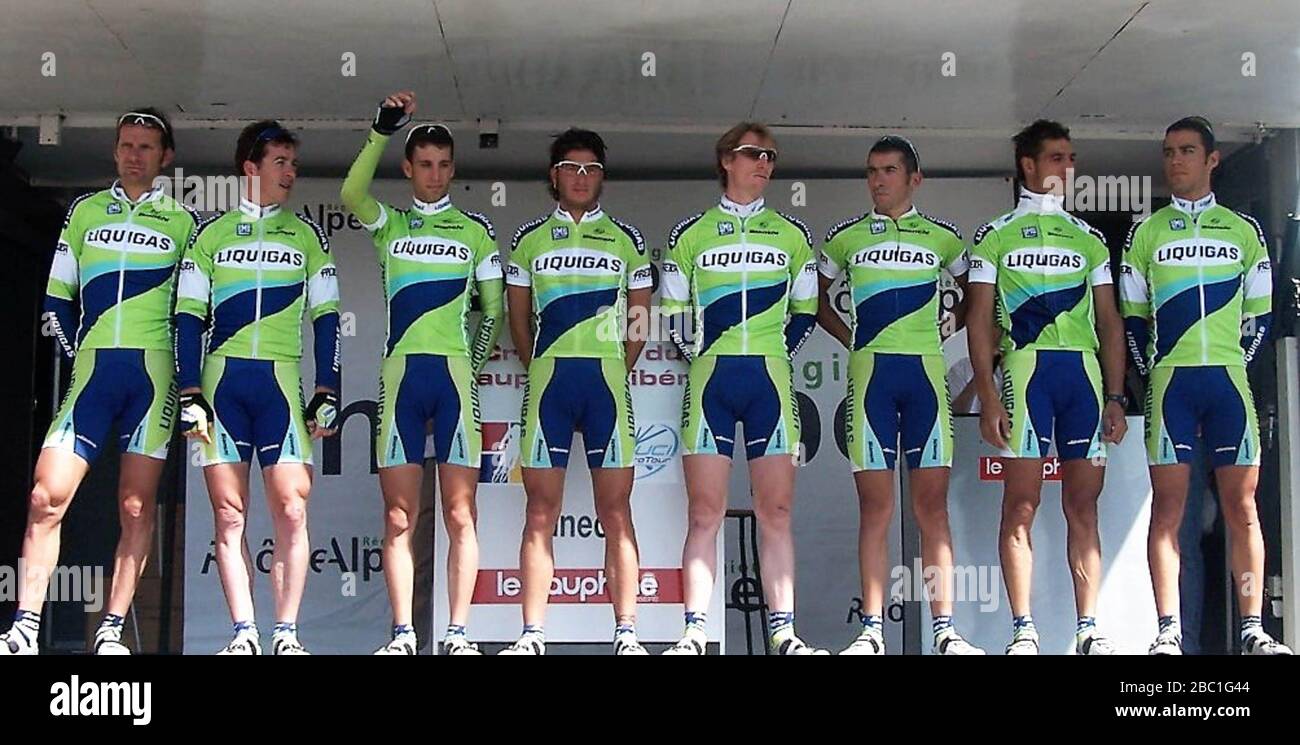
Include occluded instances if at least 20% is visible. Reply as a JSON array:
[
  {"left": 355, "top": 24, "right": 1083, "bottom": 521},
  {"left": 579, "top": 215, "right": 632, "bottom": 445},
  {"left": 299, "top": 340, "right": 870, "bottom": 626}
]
[
  {"left": 698, "top": 244, "right": 789, "bottom": 271},
  {"left": 979, "top": 456, "right": 1063, "bottom": 481},
  {"left": 214, "top": 245, "right": 305, "bottom": 268},
  {"left": 1169, "top": 218, "right": 1186, "bottom": 231},
  {"left": 474, "top": 567, "right": 683, "bottom": 604},
  {"left": 1003, "top": 247, "right": 1084, "bottom": 274},
  {"left": 387, "top": 237, "right": 471, "bottom": 262},
  {"left": 107, "top": 202, "right": 122, "bottom": 215},
  {"left": 410, "top": 217, "right": 424, "bottom": 229},
  {"left": 1154, "top": 241, "right": 1241, "bottom": 266},
  {"left": 633, "top": 423, "right": 679, "bottom": 480},
  {"left": 631, "top": 265, "right": 653, "bottom": 284},
  {"left": 1021, "top": 226, "right": 1039, "bottom": 239},
  {"left": 870, "top": 220, "right": 886, "bottom": 235},
  {"left": 236, "top": 223, "right": 252, "bottom": 236},
  {"left": 850, "top": 244, "right": 939, "bottom": 269},
  {"left": 83, "top": 226, "right": 176, "bottom": 253},
  {"left": 717, "top": 221, "right": 735, "bottom": 236},
  {"left": 533, "top": 248, "right": 624, "bottom": 275},
  {"left": 552, "top": 226, "right": 569, "bottom": 240}
]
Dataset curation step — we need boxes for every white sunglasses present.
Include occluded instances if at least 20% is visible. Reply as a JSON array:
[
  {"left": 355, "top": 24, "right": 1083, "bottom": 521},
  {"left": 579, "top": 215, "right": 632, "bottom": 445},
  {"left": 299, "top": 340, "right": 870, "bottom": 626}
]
[
  {"left": 118, "top": 111, "right": 169, "bottom": 133},
  {"left": 554, "top": 160, "right": 605, "bottom": 176},
  {"left": 404, "top": 123, "right": 453, "bottom": 146}
]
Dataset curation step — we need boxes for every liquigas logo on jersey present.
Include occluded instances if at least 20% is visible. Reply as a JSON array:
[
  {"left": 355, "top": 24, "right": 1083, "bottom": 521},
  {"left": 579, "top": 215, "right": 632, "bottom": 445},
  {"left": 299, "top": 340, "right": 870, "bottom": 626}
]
[
  {"left": 532, "top": 248, "right": 624, "bottom": 276},
  {"left": 1154, "top": 240, "right": 1241, "bottom": 265},
  {"left": 83, "top": 226, "right": 177, "bottom": 253},
  {"left": 1003, "top": 247, "right": 1084, "bottom": 273},
  {"left": 698, "top": 244, "right": 789, "bottom": 270},
  {"left": 849, "top": 243, "right": 939, "bottom": 269},
  {"left": 388, "top": 237, "right": 472, "bottom": 262},
  {"left": 214, "top": 245, "right": 305, "bottom": 268}
]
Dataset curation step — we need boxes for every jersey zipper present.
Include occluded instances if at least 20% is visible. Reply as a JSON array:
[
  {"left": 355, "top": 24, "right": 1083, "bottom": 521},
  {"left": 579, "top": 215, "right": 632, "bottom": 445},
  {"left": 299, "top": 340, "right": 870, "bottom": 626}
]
[
  {"left": 252, "top": 217, "right": 264, "bottom": 356},
  {"left": 113, "top": 199, "right": 140, "bottom": 347},
  {"left": 739, "top": 214, "right": 749, "bottom": 355},
  {"left": 1193, "top": 213, "right": 1207, "bottom": 364}
]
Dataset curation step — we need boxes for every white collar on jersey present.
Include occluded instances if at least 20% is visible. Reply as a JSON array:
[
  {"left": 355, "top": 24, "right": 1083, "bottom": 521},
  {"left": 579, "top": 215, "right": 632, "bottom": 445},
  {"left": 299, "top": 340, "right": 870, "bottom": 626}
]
[
  {"left": 718, "top": 194, "right": 765, "bottom": 218},
  {"left": 412, "top": 194, "right": 452, "bottom": 215},
  {"left": 109, "top": 179, "right": 165, "bottom": 206},
  {"left": 869, "top": 205, "right": 919, "bottom": 222},
  {"left": 1171, "top": 191, "right": 1216, "bottom": 218},
  {"left": 552, "top": 203, "right": 604, "bottom": 224},
  {"left": 1017, "top": 186, "right": 1067, "bottom": 214},
  {"left": 238, "top": 197, "right": 282, "bottom": 220}
]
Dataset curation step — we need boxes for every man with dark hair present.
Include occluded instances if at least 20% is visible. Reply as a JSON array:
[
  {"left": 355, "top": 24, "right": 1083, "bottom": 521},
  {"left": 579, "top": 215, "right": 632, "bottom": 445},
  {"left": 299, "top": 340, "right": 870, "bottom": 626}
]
[
  {"left": 817, "top": 136, "right": 982, "bottom": 655},
  {"left": 340, "top": 91, "right": 503, "bottom": 655},
  {"left": 660, "top": 122, "right": 824, "bottom": 655},
  {"left": 0, "top": 108, "right": 198, "bottom": 656},
  {"left": 1120, "top": 116, "right": 1290, "bottom": 655},
  {"left": 967, "top": 120, "right": 1129, "bottom": 655},
  {"left": 501, "top": 128, "right": 653, "bottom": 655},
  {"left": 174, "top": 120, "right": 341, "bottom": 655}
]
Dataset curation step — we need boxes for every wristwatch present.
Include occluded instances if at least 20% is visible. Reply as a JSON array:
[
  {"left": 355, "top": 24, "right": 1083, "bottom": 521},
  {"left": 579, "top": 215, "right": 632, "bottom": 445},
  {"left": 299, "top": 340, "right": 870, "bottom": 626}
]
[{"left": 1104, "top": 393, "right": 1128, "bottom": 407}]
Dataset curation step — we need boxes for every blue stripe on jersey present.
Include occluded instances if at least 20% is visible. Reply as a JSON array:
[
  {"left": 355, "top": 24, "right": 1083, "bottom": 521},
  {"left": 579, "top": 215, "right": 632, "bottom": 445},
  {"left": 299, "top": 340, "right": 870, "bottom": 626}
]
[
  {"left": 386, "top": 277, "right": 468, "bottom": 355},
  {"left": 1009, "top": 284, "right": 1087, "bottom": 350},
  {"left": 698, "top": 282, "right": 787, "bottom": 354},
  {"left": 534, "top": 287, "right": 618, "bottom": 358},
  {"left": 208, "top": 283, "right": 303, "bottom": 353},
  {"left": 1152, "top": 277, "right": 1240, "bottom": 366},
  {"left": 853, "top": 282, "right": 934, "bottom": 349}
]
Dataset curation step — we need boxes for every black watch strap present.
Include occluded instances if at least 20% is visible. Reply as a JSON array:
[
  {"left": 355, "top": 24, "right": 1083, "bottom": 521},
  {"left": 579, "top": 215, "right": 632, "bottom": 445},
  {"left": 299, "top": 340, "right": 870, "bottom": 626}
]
[{"left": 1104, "top": 393, "right": 1128, "bottom": 407}]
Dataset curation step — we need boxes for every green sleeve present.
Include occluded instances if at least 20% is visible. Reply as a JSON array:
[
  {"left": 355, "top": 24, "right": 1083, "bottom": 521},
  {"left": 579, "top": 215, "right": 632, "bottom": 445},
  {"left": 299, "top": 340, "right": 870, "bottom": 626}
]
[
  {"left": 471, "top": 228, "right": 505, "bottom": 373},
  {"left": 340, "top": 130, "right": 388, "bottom": 230}
]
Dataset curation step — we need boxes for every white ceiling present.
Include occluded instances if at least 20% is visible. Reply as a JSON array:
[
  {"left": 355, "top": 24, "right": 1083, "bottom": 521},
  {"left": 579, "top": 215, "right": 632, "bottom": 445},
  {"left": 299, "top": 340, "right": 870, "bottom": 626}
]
[{"left": 2, "top": 0, "right": 1297, "bottom": 183}]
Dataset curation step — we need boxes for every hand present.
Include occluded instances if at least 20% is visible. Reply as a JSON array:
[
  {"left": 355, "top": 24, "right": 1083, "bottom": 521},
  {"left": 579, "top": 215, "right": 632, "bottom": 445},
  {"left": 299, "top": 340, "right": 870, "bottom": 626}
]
[
  {"left": 1101, "top": 400, "right": 1128, "bottom": 444},
  {"left": 305, "top": 388, "right": 340, "bottom": 439},
  {"left": 979, "top": 398, "right": 1011, "bottom": 451},
  {"left": 179, "top": 390, "right": 214, "bottom": 444},
  {"left": 372, "top": 90, "right": 416, "bottom": 135}
]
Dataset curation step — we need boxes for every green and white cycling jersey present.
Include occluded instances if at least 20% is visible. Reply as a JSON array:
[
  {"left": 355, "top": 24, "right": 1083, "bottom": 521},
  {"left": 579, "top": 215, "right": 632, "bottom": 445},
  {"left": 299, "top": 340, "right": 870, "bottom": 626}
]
[
  {"left": 661, "top": 196, "right": 818, "bottom": 359},
  {"left": 340, "top": 129, "right": 504, "bottom": 367},
  {"left": 969, "top": 188, "right": 1113, "bottom": 355},
  {"left": 44, "top": 181, "right": 199, "bottom": 355},
  {"left": 1118, "top": 192, "right": 1271, "bottom": 372},
  {"left": 174, "top": 199, "right": 340, "bottom": 389},
  {"left": 507, "top": 204, "right": 651, "bottom": 360},
  {"left": 819, "top": 206, "right": 967, "bottom": 357}
]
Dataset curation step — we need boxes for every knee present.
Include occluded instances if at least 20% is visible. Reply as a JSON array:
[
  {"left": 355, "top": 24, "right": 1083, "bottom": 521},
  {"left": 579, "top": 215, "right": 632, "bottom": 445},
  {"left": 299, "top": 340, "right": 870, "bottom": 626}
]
[
  {"left": 859, "top": 494, "right": 894, "bottom": 526},
  {"left": 214, "top": 503, "right": 246, "bottom": 535},
  {"left": 385, "top": 504, "right": 415, "bottom": 537},
  {"left": 686, "top": 497, "right": 726, "bottom": 534},
  {"left": 1062, "top": 490, "right": 1098, "bottom": 527},
  {"left": 596, "top": 501, "right": 633, "bottom": 537},
  {"left": 1001, "top": 492, "right": 1040, "bottom": 529},
  {"left": 273, "top": 497, "right": 308, "bottom": 531},
  {"left": 444, "top": 501, "right": 476, "bottom": 534},
  {"left": 1221, "top": 493, "right": 1259, "bottom": 530},
  {"left": 524, "top": 499, "right": 560, "bottom": 536},
  {"left": 911, "top": 492, "right": 949, "bottom": 532},
  {"left": 118, "top": 494, "right": 154, "bottom": 532},
  {"left": 754, "top": 498, "right": 792, "bottom": 531},
  {"left": 28, "top": 483, "right": 68, "bottom": 525}
]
